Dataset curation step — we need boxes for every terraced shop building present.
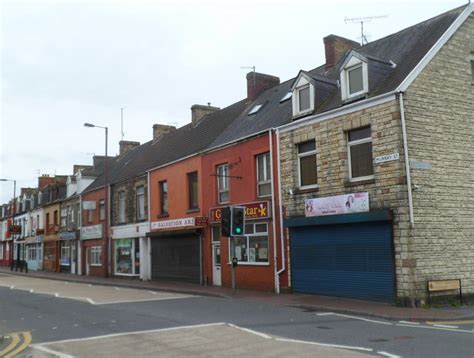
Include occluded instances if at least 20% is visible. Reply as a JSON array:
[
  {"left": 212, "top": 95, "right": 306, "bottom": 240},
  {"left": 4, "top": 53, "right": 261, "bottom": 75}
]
[{"left": 279, "top": 5, "right": 473, "bottom": 302}]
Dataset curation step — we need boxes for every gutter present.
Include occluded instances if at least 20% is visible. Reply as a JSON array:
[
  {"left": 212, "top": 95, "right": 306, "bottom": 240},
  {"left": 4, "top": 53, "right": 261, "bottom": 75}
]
[
  {"left": 269, "top": 129, "right": 279, "bottom": 294},
  {"left": 398, "top": 92, "right": 415, "bottom": 227},
  {"left": 275, "top": 128, "right": 286, "bottom": 284}
]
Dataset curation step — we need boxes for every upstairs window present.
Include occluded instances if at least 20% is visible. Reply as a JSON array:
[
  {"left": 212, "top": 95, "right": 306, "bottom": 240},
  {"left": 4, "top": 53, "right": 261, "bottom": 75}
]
[
  {"left": 217, "top": 164, "right": 229, "bottom": 204},
  {"left": 118, "top": 191, "right": 126, "bottom": 223},
  {"left": 341, "top": 54, "right": 368, "bottom": 101},
  {"left": 187, "top": 172, "right": 199, "bottom": 210},
  {"left": 292, "top": 73, "right": 315, "bottom": 117},
  {"left": 256, "top": 153, "right": 271, "bottom": 197},
  {"left": 348, "top": 127, "right": 374, "bottom": 181},
  {"left": 298, "top": 141, "right": 317, "bottom": 188},
  {"left": 136, "top": 186, "right": 145, "bottom": 220},
  {"left": 298, "top": 85, "right": 310, "bottom": 112},
  {"left": 99, "top": 200, "right": 105, "bottom": 221},
  {"left": 159, "top": 181, "right": 168, "bottom": 216}
]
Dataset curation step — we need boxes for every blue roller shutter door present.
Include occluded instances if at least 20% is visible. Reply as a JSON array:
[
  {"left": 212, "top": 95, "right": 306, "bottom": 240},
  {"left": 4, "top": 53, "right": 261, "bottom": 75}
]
[{"left": 290, "top": 222, "right": 394, "bottom": 301}]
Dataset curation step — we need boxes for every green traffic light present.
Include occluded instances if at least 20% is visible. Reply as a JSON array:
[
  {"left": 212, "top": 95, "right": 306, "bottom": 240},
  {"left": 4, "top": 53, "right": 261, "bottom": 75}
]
[{"left": 235, "top": 227, "right": 242, "bottom": 234}]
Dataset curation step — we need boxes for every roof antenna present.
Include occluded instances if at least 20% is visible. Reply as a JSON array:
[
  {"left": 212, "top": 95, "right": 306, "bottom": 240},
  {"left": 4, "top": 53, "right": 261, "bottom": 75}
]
[
  {"left": 240, "top": 66, "right": 256, "bottom": 96},
  {"left": 120, "top": 107, "right": 125, "bottom": 140},
  {"left": 344, "top": 15, "right": 388, "bottom": 45}
]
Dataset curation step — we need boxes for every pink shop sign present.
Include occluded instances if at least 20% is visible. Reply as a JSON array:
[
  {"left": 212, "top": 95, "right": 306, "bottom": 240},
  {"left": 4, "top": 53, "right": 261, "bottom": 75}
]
[{"left": 305, "top": 192, "right": 369, "bottom": 217}]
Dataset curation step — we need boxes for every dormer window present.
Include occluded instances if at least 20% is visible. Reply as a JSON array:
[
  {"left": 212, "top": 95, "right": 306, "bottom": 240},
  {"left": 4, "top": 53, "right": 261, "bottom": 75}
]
[
  {"left": 291, "top": 72, "right": 315, "bottom": 118},
  {"left": 340, "top": 53, "right": 368, "bottom": 102}
]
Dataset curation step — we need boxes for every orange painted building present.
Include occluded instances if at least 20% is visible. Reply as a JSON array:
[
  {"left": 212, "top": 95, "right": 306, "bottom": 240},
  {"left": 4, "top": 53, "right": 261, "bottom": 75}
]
[{"left": 147, "top": 155, "right": 206, "bottom": 283}]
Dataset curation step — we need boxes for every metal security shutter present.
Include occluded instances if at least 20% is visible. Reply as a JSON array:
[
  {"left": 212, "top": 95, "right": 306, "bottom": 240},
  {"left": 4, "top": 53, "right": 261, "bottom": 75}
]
[
  {"left": 290, "top": 222, "right": 394, "bottom": 302},
  {"left": 151, "top": 236, "right": 200, "bottom": 283}
]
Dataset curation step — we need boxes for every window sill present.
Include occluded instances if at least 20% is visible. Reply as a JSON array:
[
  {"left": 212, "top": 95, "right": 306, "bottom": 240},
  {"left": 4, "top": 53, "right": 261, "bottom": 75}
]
[
  {"left": 90, "top": 264, "right": 102, "bottom": 267},
  {"left": 344, "top": 178, "right": 375, "bottom": 187},
  {"left": 186, "top": 208, "right": 200, "bottom": 214},
  {"left": 227, "top": 262, "right": 269, "bottom": 266},
  {"left": 292, "top": 109, "right": 314, "bottom": 120},
  {"left": 294, "top": 185, "right": 320, "bottom": 195}
]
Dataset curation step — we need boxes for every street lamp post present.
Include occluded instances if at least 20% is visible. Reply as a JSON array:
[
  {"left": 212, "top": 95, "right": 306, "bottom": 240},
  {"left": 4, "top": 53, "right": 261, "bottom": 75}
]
[
  {"left": 1, "top": 178, "right": 16, "bottom": 269},
  {"left": 84, "top": 123, "right": 110, "bottom": 277}
]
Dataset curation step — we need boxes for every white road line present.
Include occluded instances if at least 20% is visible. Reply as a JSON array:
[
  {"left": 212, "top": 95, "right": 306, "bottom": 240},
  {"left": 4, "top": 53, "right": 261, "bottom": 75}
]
[
  {"left": 433, "top": 324, "right": 459, "bottom": 329},
  {"left": 316, "top": 312, "right": 334, "bottom": 316},
  {"left": 35, "top": 322, "right": 227, "bottom": 345},
  {"left": 148, "top": 291, "right": 158, "bottom": 295},
  {"left": 396, "top": 323, "right": 474, "bottom": 334},
  {"left": 320, "top": 313, "right": 393, "bottom": 326},
  {"left": 29, "top": 289, "right": 34, "bottom": 293},
  {"left": 398, "top": 321, "right": 419, "bottom": 325},
  {"left": 87, "top": 298, "right": 95, "bottom": 304},
  {"left": 92, "top": 296, "right": 192, "bottom": 305},
  {"left": 275, "top": 337, "right": 373, "bottom": 352},
  {"left": 226, "top": 323, "right": 272, "bottom": 339},
  {"left": 378, "top": 351, "right": 401, "bottom": 358},
  {"left": 10, "top": 285, "right": 15, "bottom": 289},
  {"left": 31, "top": 345, "right": 74, "bottom": 358},
  {"left": 55, "top": 293, "right": 59, "bottom": 297}
]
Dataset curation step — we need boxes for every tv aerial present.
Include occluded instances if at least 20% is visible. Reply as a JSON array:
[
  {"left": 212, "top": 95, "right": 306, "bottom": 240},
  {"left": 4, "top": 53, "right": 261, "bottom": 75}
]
[{"left": 344, "top": 15, "right": 388, "bottom": 45}]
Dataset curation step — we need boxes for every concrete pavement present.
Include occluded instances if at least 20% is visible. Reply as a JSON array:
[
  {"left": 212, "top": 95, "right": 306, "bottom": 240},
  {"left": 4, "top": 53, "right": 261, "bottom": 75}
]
[{"left": 1, "top": 266, "right": 472, "bottom": 322}]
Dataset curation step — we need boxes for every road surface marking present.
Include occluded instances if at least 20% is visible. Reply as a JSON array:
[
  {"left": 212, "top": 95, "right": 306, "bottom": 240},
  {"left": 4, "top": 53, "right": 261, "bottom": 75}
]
[
  {"left": 227, "top": 323, "right": 272, "bottom": 339},
  {"left": 5, "top": 331, "right": 32, "bottom": 358},
  {"left": 92, "top": 295, "right": 193, "bottom": 305},
  {"left": 433, "top": 324, "right": 459, "bottom": 329},
  {"left": 32, "top": 345, "right": 74, "bottom": 358},
  {"left": 377, "top": 351, "right": 401, "bottom": 358},
  {"left": 275, "top": 337, "right": 373, "bottom": 352},
  {"left": 33, "top": 322, "right": 227, "bottom": 345},
  {"left": 29, "top": 289, "right": 34, "bottom": 293},
  {"left": 9, "top": 285, "right": 15, "bottom": 289},
  {"left": 317, "top": 313, "right": 393, "bottom": 326},
  {"left": 426, "top": 319, "right": 474, "bottom": 325},
  {"left": 148, "top": 291, "right": 158, "bottom": 295},
  {"left": 0, "top": 333, "right": 20, "bottom": 356},
  {"left": 396, "top": 323, "right": 474, "bottom": 334},
  {"left": 55, "top": 293, "right": 59, "bottom": 297},
  {"left": 316, "top": 312, "right": 334, "bottom": 316},
  {"left": 398, "top": 321, "right": 419, "bottom": 325}
]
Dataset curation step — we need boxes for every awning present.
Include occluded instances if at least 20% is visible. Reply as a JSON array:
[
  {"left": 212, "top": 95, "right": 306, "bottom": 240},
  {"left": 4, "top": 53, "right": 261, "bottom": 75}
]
[{"left": 284, "top": 209, "right": 393, "bottom": 227}]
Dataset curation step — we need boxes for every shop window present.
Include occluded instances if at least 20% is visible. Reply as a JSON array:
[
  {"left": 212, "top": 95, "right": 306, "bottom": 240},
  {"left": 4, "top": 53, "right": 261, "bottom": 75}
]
[
  {"left": 256, "top": 153, "right": 271, "bottom": 197},
  {"left": 90, "top": 246, "right": 102, "bottom": 266},
  {"left": 217, "top": 164, "right": 229, "bottom": 204},
  {"left": 187, "top": 171, "right": 199, "bottom": 210},
  {"left": 159, "top": 181, "right": 168, "bottom": 216},
  {"left": 136, "top": 186, "right": 145, "bottom": 220},
  {"left": 0, "top": 245, "right": 3, "bottom": 260},
  {"left": 99, "top": 200, "right": 105, "bottom": 221},
  {"left": 211, "top": 225, "right": 221, "bottom": 243},
  {"left": 118, "top": 191, "right": 126, "bottom": 223},
  {"left": 114, "top": 238, "right": 139, "bottom": 275},
  {"left": 60, "top": 241, "right": 71, "bottom": 266},
  {"left": 348, "top": 126, "right": 374, "bottom": 181},
  {"left": 297, "top": 141, "right": 317, "bottom": 188},
  {"left": 229, "top": 222, "right": 268, "bottom": 264}
]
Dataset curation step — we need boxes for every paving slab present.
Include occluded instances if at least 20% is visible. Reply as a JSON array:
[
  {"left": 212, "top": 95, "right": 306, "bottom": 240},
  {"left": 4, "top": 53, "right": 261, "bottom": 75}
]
[{"left": 31, "top": 323, "right": 374, "bottom": 358}]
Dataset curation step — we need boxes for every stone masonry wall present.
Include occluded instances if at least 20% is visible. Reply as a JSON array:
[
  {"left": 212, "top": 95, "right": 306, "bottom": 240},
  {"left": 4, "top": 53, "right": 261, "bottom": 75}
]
[
  {"left": 403, "top": 13, "right": 474, "bottom": 298},
  {"left": 111, "top": 176, "right": 148, "bottom": 226},
  {"left": 279, "top": 100, "right": 412, "bottom": 298}
]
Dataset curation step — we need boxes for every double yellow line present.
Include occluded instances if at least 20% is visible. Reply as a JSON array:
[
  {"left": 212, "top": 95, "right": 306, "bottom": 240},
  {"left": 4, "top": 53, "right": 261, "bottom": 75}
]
[{"left": 0, "top": 331, "right": 32, "bottom": 358}]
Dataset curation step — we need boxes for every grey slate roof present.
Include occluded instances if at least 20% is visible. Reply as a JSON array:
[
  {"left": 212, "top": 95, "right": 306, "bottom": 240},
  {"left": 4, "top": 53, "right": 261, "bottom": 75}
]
[{"left": 83, "top": 5, "right": 466, "bottom": 192}]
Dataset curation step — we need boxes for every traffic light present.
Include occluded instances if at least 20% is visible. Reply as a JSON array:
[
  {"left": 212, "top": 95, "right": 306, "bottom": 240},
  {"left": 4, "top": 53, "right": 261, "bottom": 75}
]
[
  {"left": 231, "top": 206, "right": 245, "bottom": 236},
  {"left": 221, "top": 207, "right": 231, "bottom": 237}
]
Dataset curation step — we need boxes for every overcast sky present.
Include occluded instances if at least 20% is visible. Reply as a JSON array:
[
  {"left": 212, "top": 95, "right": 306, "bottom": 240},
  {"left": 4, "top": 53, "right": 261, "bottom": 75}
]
[{"left": 0, "top": 0, "right": 467, "bottom": 203}]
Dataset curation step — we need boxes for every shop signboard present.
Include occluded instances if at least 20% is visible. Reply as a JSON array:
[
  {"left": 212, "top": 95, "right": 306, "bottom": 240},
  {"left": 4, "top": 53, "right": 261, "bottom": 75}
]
[
  {"left": 210, "top": 201, "right": 270, "bottom": 223},
  {"left": 151, "top": 218, "right": 195, "bottom": 230},
  {"left": 81, "top": 224, "right": 102, "bottom": 240},
  {"left": 305, "top": 192, "right": 369, "bottom": 217},
  {"left": 59, "top": 231, "right": 77, "bottom": 240},
  {"left": 9, "top": 225, "right": 21, "bottom": 234},
  {"left": 82, "top": 201, "right": 96, "bottom": 210}
]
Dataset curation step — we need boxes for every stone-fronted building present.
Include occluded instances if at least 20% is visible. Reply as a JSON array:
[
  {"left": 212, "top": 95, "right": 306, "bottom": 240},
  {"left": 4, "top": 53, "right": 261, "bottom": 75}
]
[{"left": 279, "top": 5, "right": 473, "bottom": 302}]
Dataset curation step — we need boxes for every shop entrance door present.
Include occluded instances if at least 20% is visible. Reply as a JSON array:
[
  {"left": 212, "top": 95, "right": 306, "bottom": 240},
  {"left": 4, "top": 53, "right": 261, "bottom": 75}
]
[
  {"left": 71, "top": 242, "right": 76, "bottom": 274},
  {"left": 86, "top": 247, "right": 90, "bottom": 276},
  {"left": 212, "top": 244, "right": 221, "bottom": 286}
]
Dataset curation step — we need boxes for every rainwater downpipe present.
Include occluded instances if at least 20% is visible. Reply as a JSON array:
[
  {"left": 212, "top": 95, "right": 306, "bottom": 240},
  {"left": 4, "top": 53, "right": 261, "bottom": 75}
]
[
  {"left": 276, "top": 129, "right": 286, "bottom": 286},
  {"left": 399, "top": 92, "right": 415, "bottom": 226},
  {"left": 147, "top": 171, "right": 152, "bottom": 281},
  {"left": 269, "top": 129, "right": 280, "bottom": 293}
]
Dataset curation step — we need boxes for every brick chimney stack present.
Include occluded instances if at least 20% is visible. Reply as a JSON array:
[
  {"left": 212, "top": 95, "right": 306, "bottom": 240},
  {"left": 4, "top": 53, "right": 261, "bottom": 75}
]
[
  {"left": 323, "top": 35, "right": 360, "bottom": 70},
  {"left": 38, "top": 174, "right": 55, "bottom": 189},
  {"left": 191, "top": 103, "right": 220, "bottom": 125},
  {"left": 247, "top": 72, "right": 280, "bottom": 102},
  {"left": 119, "top": 140, "right": 140, "bottom": 156},
  {"left": 153, "top": 124, "right": 176, "bottom": 141}
]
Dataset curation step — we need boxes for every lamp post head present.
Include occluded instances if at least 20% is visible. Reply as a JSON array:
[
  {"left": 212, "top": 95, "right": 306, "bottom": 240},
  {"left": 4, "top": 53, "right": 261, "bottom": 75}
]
[{"left": 84, "top": 123, "right": 95, "bottom": 128}]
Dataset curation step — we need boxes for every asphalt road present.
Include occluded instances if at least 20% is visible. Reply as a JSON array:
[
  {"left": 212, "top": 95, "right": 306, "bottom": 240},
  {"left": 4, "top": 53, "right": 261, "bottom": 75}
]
[{"left": 1, "top": 276, "right": 474, "bottom": 357}]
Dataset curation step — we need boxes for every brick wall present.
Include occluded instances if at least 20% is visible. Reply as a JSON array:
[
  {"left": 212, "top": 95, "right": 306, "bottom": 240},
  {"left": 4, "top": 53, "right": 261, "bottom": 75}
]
[{"left": 403, "top": 14, "right": 474, "bottom": 298}]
